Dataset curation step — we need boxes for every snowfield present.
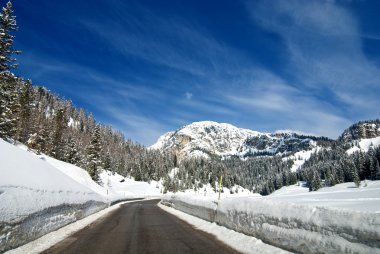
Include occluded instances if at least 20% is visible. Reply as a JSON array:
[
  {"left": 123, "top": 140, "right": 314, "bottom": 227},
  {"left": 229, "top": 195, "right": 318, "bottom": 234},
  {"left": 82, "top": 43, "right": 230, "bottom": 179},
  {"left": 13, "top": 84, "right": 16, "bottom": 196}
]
[
  {"left": 162, "top": 181, "right": 380, "bottom": 254},
  {"left": 0, "top": 139, "right": 161, "bottom": 252}
]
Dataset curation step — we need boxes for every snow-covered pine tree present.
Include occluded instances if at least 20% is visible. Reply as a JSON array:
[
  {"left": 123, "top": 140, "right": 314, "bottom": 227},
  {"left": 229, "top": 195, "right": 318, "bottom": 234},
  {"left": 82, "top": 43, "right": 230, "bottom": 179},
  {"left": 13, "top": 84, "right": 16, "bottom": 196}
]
[
  {"left": 371, "top": 158, "right": 380, "bottom": 180},
  {"left": 87, "top": 125, "right": 102, "bottom": 183},
  {"left": 48, "top": 108, "right": 67, "bottom": 159},
  {"left": 0, "top": 1, "right": 20, "bottom": 72},
  {"left": 349, "top": 164, "right": 361, "bottom": 188},
  {"left": 64, "top": 137, "right": 80, "bottom": 165},
  {"left": 0, "top": 72, "right": 19, "bottom": 139},
  {"left": 103, "top": 151, "right": 111, "bottom": 171},
  {"left": 16, "top": 81, "right": 33, "bottom": 142},
  {"left": 308, "top": 170, "right": 321, "bottom": 191}
]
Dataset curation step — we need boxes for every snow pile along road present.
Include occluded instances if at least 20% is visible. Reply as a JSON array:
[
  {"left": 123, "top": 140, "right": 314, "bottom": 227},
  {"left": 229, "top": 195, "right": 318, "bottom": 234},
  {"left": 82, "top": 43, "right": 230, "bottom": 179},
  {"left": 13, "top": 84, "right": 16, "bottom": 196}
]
[
  {"left": 162, "top": 190, "right": 380, "bottom": 254},
  {"left": 0, "top": 139, "right": 106, "bottom": 252}
]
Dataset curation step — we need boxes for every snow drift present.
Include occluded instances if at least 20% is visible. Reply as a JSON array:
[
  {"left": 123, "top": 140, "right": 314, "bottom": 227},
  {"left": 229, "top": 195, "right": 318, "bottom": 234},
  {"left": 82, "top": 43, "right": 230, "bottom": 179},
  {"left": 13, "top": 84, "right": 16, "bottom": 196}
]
[{"left": 161, "top": 194, "right": 380, "bottom": 254}]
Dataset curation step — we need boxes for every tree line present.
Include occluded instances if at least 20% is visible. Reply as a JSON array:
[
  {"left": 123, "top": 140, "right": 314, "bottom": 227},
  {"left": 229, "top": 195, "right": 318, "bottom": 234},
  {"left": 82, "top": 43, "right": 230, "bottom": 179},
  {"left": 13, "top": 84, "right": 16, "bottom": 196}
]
[{"left": 298, "top": 143, "right": 380, "bottom": 191}]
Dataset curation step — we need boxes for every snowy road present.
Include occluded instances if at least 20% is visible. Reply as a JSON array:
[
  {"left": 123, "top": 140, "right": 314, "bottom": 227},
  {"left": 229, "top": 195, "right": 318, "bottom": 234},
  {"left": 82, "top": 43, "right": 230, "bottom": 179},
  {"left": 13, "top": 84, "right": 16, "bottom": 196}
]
[{"left": 42, "top": 199, "right": 239, "bottom": 254}]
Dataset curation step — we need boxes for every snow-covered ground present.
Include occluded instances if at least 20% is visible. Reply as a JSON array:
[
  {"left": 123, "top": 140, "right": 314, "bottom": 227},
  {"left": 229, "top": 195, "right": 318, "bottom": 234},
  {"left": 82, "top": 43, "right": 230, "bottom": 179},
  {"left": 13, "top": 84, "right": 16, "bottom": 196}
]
[
  {"left": 178, "top": 182, "right": 253, "bottom": 197},
  {"left": 42, "top": 155, "right": 162, "bottom": 200},
  {"left": 162, "top": 181, "right": 380, "bottom": 254},
  {"left": 283, "top": 146, "right": 321, "bottom": 172},
  {"left": 347, "top": 136, "right": 380, "bottom": 155},
  {"left": 0, "top": 139, "right": 161, "bottom": 252},
  {"left": 15, "top": 142, "right": 162, "bottom": 200},
  {"left": 269, "top": 180, "right": 380, "bottom": 212}
]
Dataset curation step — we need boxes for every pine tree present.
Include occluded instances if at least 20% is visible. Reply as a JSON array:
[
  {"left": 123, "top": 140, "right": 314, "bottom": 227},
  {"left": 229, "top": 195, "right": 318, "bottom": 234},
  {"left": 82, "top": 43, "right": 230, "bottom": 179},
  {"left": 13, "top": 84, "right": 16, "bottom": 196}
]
[
  {"left": 310, "top": 171, "right": 321, "bottom": 191},
  {"left": 87, "top": 125, "right": 102, "bottom": 183},
  {"left": 0, "top": 1, "right": 20, "bottom": 71},
  {"left": 49, "top": 108, "right": 67, "bottom": 159},
  {"left": 373, "top": 159, "right": 380, "bottom": 180},
  {"left": 370, "top": 158, "right": 378, "bottom": 180},
  {"left": 16, "top": 81, "right": 33, "bottom": 142},
  {"left": 0, "top": 72, "right": 19, "bottom": 139},
  {"left": 103, "top": 151, "right": 112, "bottom": 171},
  {"left": 349, "top": 163, "right": 361, "bottom": 188},
  {"left": 64, "top": 137, "right": 80, "bottom": 165},
  {"left": 27, "top": 125, "right": 49, "bottom": 154}
]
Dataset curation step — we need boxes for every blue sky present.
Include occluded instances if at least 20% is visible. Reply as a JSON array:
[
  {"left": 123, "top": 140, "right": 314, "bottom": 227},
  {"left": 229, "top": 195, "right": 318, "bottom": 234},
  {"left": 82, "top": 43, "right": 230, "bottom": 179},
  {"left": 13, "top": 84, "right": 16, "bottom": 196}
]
[{"left": 10, "top": 0, "right": 380, "bottom": 145}]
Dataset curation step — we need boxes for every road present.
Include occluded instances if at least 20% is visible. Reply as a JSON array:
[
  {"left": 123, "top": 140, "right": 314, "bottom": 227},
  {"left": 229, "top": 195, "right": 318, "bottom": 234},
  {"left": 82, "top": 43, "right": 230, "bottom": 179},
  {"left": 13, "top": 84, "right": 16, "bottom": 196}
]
[{"left": 43, "top": 199, "right": 240, "bottom": 254}]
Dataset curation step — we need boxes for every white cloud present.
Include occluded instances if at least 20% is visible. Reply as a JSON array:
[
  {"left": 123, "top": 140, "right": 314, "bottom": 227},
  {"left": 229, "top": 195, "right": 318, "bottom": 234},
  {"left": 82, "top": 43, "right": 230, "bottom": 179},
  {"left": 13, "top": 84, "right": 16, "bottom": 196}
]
[
  {"left": 224, "top": 68, "right": 352, "bottom": 138},
  {"left": 247, "top": 0, "right": 380, "bottom": 112}
]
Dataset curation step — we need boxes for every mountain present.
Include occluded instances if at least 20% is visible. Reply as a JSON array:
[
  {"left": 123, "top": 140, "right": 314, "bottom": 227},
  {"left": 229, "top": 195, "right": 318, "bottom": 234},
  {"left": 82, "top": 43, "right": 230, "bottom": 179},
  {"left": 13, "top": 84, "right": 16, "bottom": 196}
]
[
  {"left": 151, "top": 121, "right": 325, "bottom": 160},
  {"left": 339, "top": 119, "right": 380, "bottom": 142}
]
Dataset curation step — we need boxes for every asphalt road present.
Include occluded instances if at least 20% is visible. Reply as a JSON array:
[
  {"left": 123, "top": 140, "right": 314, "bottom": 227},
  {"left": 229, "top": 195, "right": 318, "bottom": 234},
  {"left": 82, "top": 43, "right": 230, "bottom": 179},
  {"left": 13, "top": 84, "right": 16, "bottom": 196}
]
[{"left": 43, "top": 199, "right": 240, "bottom": 254}]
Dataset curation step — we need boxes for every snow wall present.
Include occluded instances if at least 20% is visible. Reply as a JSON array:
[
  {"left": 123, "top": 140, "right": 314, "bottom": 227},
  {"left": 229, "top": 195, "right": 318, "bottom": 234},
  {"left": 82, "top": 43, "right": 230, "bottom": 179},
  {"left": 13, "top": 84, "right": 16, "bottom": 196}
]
[
  {"left": 0, "top": 201, "right": 106, "bottom": 253},
  {"left": 161, "top": 195, "right": 380, "bottom": 254}
]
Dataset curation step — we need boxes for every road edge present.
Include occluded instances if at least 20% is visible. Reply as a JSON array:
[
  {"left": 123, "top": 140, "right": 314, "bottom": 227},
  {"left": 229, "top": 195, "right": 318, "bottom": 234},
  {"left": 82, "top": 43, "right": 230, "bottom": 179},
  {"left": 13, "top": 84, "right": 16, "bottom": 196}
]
[
  {"left": 157, "top": 202, "right": 291, "bottom": 254},
  {"left": 5, "top": 199, "right": 143, "bottom": 254}
]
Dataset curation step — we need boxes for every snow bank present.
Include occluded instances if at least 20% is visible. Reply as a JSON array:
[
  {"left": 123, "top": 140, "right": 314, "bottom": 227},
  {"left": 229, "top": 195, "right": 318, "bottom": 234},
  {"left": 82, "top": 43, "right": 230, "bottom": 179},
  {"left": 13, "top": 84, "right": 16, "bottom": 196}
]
[
  {"left": 0, "top": 139, "right": 106, "bottom": 252},
  {"left": 162, "top": 193, "right": 380, "bottom": 254},
  {"left": 158, "top": 203, "right": 291, "bottom": 254},
  {"left": 5, "top": 200, "right": 141, "bottom": 254}
]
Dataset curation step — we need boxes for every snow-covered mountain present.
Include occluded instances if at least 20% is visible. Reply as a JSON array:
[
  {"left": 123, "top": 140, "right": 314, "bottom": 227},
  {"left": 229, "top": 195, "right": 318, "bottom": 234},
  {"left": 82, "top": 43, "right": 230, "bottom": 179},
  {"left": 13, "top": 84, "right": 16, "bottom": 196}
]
[{"left": 151, "top": 121, "right": 319, "bottom": 159}]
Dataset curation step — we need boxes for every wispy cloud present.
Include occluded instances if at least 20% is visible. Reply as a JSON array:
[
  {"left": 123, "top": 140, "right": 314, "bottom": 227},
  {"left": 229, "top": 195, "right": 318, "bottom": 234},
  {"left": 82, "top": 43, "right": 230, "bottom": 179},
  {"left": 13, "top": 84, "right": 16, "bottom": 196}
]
[
  {"left": 223, "top": 68, "right": 351, "bottom": 137},
  {"left": 77, "top": 2, "right": 249, "bottom": 80},
  {"left": 246, "top": 0, "right": 380, "bottom": 116}
]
